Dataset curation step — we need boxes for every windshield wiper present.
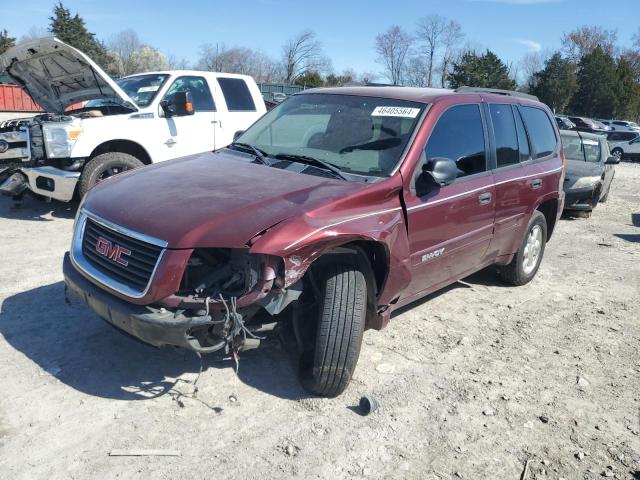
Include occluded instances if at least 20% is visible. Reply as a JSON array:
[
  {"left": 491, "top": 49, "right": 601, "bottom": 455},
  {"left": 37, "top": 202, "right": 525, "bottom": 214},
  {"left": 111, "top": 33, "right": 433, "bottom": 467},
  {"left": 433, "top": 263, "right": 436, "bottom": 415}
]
[
  {"left": 273, "top": 153, "right": 349, "bottom": 180},
  {"left": 229, "top": 142, "right": 270, "bottom": 165}
]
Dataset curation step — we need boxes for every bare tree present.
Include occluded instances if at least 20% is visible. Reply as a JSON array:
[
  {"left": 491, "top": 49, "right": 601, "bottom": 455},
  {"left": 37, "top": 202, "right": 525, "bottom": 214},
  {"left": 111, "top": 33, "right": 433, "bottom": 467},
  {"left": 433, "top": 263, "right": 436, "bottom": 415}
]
[
  {"left": 108, "top": 29, "right": 143, "bottom": 76},
  {"left": 416, "top": 15, "right": 448, "bottom": 87},
  {"left": 439, "top": 20, "right": 465, "bottom": 87},
  {"left": 281, "top": 30, "right": 323, "bottom": 83},
  {"left": 561, "top": 25, "right": 617, "bottom": 62},
  {"left": 375, "top": 25, "right": 413, "bottom": 85},
  {"left": 167, "top": 54, "right": 190, "bottom": 70},
  {"left": 405, "top": 56, "right": 429, "bottom": 87},
  {"left": 19, "top": 26, "right": 48, "bottom": 43},
  {"left": 197, "top": 43, "right": 278, "bottom": 82},
  {"left": 518, "top": 50, "right": 552, "bottom": 89}
]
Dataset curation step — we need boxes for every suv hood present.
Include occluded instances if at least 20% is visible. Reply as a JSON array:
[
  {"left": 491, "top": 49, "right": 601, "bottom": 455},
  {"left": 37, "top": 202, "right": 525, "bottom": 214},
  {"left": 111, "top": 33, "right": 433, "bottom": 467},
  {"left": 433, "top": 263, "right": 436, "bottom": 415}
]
[
  {"left": 82, "top": 151, "right": 368, "bottom": 249},
  {"left": 0, "top": 37, "right": 137, "bottom": 114}
]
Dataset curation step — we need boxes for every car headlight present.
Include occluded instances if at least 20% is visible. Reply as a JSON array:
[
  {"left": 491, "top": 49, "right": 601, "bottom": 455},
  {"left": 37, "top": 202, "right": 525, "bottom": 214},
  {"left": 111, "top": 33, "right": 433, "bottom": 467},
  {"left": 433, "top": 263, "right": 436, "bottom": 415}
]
[
  {"left": 570, "top": 175, "right": 601, "bottom": 189},
  {"left": 43, "top": 121, "right": 82, "bottom": 158}
]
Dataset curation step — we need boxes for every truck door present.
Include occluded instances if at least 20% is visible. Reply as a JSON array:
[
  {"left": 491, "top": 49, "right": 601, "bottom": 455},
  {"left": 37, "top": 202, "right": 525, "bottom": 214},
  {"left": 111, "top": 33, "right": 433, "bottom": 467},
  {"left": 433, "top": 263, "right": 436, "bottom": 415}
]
[
  {"left": 214, "top": 77, "right": 261, "bottom": 149},
  {"left": 158, "top": 75, "right": 216, "bottom": 160},
  {"left": 403, "top": 103, "right": 496, "bottom": 297}
]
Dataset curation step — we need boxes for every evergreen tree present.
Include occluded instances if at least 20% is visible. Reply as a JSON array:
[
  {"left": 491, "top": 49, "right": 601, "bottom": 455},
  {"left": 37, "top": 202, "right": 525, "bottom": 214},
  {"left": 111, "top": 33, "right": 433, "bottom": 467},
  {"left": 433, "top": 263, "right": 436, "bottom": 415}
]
[
  {"left": 294, "top": 70, "right": 324, "bottom": 88},
  {"left": 49, "top": 2, "right": 112, "bottom": 69},
  {"left": 448, "top": 50, "right": 516, "bottom": 90},
  {"left": 569, "top": 46, "right": 618, "bottom": 118},
  {"left": 614, "top": 57, "right": 640, "bottom": 120},
  {"left": 529, "top": 53, "right": 576, "bottom": 113},
  {"left": 0, "top": 29, "right": 16, "bottom": 55}
]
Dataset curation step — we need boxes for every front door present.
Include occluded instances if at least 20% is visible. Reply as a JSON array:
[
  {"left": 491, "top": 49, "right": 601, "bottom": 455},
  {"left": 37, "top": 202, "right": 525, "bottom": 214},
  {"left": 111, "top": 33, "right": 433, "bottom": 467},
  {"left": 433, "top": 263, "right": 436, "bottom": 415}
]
[
  {"left": 213, "top": 77, "right": 261, "bottom": 148},
  {"left": 157, "top": 75, "right": 216, "bottom": 161},
  {"left": 403, "top": 103, "right": 496, "bottom": 297}
]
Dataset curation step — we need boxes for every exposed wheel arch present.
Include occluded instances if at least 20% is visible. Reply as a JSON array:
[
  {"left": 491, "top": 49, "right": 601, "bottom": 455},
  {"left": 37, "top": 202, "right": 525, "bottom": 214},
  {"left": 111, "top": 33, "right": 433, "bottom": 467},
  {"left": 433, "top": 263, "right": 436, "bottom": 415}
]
[
  {"left": 89, "top": 140, "right": 152, "bottom": 165},
  {"left": 535, "top": 198, "right": 558, "bottom": 241},
  {"left": 305, "top": 240, "right": 390, "bottom": 330}
]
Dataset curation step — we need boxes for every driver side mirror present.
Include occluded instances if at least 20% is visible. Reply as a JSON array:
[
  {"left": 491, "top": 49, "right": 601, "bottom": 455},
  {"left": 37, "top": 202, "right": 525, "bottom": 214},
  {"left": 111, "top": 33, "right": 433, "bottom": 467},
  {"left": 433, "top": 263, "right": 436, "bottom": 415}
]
[
  {"left": 422, "top": 157, "right": 460, "bottom": 186},
  {"left": 160, "top": 90, "right": 195, "bottom": 117},
  {"left": 605, "top": 156, "right": 620, "bottom": 165}
]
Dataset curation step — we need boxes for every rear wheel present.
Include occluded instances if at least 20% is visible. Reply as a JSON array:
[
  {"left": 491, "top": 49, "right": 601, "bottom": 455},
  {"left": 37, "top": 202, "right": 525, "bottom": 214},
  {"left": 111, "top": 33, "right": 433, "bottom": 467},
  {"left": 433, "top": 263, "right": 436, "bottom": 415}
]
[
  {"left": 79, "top": 152, "right": 144, "bottom": 197},
  {"left": 299, "top": 261, "right": 366, "bottom": 397},
  {"left": 611, "top": 148, "right": 623, "bottom": 160},
  {"left": 496, "top": 211, "right": 547, "bottom": 286}
]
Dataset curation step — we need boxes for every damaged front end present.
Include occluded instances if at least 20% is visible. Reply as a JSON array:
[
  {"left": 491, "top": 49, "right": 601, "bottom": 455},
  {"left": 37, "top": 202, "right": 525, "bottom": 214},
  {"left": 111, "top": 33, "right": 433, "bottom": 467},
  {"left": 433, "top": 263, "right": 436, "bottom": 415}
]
[
  {"left": 65, "top": 242, "right": 302, "bottom": 355},
  {"left": 158, "top": 248, "right": 301, "bottom": 354}
]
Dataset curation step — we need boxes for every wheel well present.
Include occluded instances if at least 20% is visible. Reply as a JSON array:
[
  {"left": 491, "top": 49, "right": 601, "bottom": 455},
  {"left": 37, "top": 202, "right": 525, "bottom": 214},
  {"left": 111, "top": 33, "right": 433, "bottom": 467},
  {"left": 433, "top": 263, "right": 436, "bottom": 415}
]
[
  {"left": 90, "top": 140, "right": 152, "bottom": 165},
  {"left": 318, "top": 240, "right": 389, "bottom": 295},
  {"left": 536, "top": 199, "right": 558, "bottom": 240}
]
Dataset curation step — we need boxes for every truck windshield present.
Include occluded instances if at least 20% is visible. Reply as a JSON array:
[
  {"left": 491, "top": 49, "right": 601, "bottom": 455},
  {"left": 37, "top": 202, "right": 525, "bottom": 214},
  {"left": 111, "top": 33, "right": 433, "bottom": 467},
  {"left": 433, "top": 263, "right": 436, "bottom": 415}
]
[
  {"left": 115, "top": 74, "right": 169, "bottom": 108},
  {"left": 236, "top": 93, "right": 425, "bottom": 177}
]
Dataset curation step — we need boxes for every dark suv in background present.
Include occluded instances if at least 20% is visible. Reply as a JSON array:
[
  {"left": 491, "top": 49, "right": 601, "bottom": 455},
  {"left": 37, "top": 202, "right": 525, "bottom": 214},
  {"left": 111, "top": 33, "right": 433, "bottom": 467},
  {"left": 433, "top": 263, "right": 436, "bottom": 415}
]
[{"left": 64, "top": 86, "right": 565, "bottom": 396}]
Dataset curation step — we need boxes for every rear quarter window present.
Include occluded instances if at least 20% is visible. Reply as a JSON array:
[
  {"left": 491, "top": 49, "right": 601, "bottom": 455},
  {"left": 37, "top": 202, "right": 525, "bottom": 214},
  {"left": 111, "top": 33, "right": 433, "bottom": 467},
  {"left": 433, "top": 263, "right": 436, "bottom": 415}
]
[
  {"left": 217, "top": 78, "right": 256, "bottom": 112},
  {"left": 521, "top": 107, "right": 557, "bottom": 159}
]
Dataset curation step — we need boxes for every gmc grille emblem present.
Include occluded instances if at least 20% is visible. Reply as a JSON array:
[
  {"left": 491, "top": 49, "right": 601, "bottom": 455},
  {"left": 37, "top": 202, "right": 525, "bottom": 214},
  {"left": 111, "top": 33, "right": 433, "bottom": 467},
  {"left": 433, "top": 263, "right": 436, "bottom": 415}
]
[{"left": 95, "top": 236, "right": 131, "bottom": 267}]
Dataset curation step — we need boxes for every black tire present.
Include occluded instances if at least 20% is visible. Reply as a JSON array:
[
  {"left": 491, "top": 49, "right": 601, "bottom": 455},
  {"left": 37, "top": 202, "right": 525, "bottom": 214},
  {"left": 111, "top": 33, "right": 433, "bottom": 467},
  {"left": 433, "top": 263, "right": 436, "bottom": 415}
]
[
  {"left": 611, "top": 148, "right": 623, "bottom": 160},
  {"left": 300, "top": 262, "right": 366, "bottom": 397},
  {"left": 496, "top": 210, "right": 547, "bottom": 286},
  {"left": 79, "top": 152, "right": 144, "bottom": 197}
]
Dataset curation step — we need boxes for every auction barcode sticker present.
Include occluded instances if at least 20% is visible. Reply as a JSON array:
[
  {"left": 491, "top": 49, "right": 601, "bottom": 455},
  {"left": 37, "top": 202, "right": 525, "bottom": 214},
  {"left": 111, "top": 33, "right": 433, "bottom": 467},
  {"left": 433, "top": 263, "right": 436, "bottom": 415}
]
[{"left": 371, "top": 106, "right": 420, "bottom": 118}]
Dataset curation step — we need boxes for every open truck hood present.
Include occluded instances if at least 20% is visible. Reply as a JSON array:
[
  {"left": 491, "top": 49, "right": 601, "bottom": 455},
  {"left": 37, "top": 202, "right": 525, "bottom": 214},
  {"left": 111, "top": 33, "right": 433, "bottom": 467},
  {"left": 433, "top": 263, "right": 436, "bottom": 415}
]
[{"left": 0, "top": 37, "right": 137, "bottom": 114}]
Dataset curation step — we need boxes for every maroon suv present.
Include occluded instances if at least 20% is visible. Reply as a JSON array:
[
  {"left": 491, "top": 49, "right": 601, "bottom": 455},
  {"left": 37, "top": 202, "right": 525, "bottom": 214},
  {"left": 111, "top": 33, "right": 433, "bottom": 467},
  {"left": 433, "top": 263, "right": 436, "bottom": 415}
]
[{"left": 63, "top": 86, "right": 565, "bottom": 397}]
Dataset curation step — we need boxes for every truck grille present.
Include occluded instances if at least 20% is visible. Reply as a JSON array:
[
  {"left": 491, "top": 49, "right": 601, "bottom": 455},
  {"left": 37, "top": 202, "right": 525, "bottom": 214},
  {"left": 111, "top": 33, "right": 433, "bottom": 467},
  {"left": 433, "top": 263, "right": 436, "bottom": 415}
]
[{"left": 81, "top": 217, "right": 164, "bottom": 292}]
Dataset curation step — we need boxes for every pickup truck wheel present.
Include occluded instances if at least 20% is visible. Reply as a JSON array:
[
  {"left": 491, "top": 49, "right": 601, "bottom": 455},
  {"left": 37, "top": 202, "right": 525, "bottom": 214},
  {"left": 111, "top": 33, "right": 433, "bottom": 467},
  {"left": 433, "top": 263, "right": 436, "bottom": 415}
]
[
  {"left": 79, "top": 152, "right": 144, "bottom": 197},
  {"left": 300, "top": 262, "right": 366, "bottom": 397},
  {"left": 496, "top": 210, "right": 547, "bottom": 286}
]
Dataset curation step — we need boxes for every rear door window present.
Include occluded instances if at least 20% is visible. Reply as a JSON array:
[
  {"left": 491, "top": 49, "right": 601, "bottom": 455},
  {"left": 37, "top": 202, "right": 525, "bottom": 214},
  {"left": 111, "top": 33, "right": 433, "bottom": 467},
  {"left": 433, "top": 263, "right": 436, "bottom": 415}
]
[
  {"left": 425, "top": 104, "right": 486, "bottom": 178},
  {"left": 489, "top": 104, "right": 519, "bottom": 167},
  {"left": 521, "top": 107, "right": 557, "bottom": 159},
  {"left": 217, "top": 77, "right": 256, "bottom": 112}
]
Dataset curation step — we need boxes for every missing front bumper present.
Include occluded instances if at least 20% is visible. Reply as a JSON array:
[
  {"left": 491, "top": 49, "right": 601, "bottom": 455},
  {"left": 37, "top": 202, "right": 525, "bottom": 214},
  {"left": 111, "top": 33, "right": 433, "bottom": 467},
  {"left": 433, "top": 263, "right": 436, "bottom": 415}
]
[{"left": 63, "top": 253, "right": 222, "bottom": 352}]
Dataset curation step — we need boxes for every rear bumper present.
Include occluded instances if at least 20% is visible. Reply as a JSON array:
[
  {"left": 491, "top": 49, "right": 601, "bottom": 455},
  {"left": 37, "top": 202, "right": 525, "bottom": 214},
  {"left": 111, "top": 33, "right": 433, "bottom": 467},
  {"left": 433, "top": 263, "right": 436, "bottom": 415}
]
[
  {"left": 563, "top": 185, "right": 600, "bottom": 211},
  {"left": 63, "top": 252, "right": 218, "bottom": 352}
]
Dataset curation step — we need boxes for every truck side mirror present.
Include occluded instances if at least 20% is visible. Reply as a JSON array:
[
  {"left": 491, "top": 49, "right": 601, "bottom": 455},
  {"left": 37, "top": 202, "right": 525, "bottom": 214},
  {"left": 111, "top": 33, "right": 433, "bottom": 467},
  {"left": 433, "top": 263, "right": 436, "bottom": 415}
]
[
  {"left": 233, "top": 130, "right": 245, "bottom": 142},
  {"left": 422, "top": 157, "right": 459, "bottom": 186},
  {"left": 160, "top": 91, "right": 195, "bottom": 117},
  {"left": 605, "top": 156, "right": 620, "bottom": 165}
]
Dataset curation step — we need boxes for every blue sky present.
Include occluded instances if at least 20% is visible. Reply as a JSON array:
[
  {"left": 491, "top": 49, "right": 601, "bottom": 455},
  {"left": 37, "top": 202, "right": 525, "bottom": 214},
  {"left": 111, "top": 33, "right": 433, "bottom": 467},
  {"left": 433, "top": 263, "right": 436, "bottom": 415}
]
[{"left": 2, "top": 0, "right": 638, "bottom": 77}]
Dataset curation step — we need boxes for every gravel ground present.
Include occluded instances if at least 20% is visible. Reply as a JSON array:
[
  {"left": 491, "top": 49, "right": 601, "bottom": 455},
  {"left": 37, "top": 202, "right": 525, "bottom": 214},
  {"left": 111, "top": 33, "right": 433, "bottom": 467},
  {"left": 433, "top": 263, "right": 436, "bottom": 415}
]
[{"left": 0, "top": 163, "right": 638, "bottom": 480}]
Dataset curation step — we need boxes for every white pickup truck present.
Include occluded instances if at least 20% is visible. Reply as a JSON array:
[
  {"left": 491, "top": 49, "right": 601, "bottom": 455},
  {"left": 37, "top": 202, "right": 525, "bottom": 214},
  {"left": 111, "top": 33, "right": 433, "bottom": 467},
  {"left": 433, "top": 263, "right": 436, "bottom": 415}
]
[{"left": 0, "top": 37, "right": 266, "bottom": 202}]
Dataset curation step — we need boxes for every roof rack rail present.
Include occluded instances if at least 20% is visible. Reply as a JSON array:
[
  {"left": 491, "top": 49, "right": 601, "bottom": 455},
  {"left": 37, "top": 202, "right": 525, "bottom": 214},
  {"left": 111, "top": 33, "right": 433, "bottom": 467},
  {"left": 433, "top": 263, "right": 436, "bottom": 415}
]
[{"left": 455, "top": 86, "right": 539, "bottom": 102}]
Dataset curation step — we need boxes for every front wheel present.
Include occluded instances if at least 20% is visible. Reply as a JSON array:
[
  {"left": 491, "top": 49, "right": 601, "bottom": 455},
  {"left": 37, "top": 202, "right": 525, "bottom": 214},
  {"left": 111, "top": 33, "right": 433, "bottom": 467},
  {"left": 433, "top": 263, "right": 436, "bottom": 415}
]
[
  {"left": 79, "top": 152, "right": 144, "bottom": 197},
  {"left": 496, "top": 211, "right": 547, "bottom": 286},
  {"left": 299, "top": 261, "right": 367, "bottom": 397}
]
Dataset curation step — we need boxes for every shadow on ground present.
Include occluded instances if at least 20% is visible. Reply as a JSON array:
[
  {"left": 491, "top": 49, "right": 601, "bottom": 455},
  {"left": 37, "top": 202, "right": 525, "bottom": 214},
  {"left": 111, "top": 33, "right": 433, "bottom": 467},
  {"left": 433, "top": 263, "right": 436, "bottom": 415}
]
[
  {"left": 391, "top": 267, "right": 502, "bottom": 319},
  {"left": 0, "top": 195, "right": 77, "bottom": 221},
  {"left": 0, "top": 282, "right": 308, "bottom": 401}
]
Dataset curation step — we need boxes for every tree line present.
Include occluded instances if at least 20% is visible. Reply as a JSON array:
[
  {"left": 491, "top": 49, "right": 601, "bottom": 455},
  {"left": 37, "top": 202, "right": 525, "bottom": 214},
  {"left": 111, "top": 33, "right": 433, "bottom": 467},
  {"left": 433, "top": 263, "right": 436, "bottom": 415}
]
[
  {"left": 1, "top": 3, "right": 639, "bottom": 120},
  {"left": 375, "top": 21, "right": 640, "bottom": 121}
]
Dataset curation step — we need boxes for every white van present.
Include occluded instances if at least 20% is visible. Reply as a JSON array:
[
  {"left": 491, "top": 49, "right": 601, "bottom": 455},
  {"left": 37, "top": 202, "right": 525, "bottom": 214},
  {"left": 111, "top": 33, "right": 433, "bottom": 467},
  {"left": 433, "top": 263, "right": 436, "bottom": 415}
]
[{"left": 0, "top": 37, "right": 266, "bottom": 201}]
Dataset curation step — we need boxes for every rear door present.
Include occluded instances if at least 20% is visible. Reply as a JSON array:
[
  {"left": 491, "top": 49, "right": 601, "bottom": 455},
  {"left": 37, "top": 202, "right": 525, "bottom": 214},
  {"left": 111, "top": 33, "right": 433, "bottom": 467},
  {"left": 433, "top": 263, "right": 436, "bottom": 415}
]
[
  {"left": 487, "top": 103, "right": 539, "bottom": 258},
  {"left": 214, "top": 77, "right": 261, "bottom": 148},
  {"left": 403, "top": 103, "right": 496, "bottom": 297},
  {"left": 490, "top": 103, "right": 563, "bottom": 259},
  {"left": 157, "top": 75, "right": 217, "bottom": 160}
]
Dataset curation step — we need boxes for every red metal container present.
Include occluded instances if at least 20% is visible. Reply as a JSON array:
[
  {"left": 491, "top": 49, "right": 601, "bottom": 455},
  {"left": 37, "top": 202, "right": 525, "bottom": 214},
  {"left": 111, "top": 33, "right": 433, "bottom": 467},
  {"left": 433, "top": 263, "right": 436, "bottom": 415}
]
[{"left": 0, "top": 84, "right": 42, "bottom": 112}]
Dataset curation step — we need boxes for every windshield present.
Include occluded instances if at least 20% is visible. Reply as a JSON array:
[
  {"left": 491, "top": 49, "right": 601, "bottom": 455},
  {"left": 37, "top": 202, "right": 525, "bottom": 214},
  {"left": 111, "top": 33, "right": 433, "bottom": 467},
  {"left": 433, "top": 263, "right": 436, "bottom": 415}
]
[
  {"left": 236, "top": 93, "right": 425, "bottom": 177},
  {"left": 115, "top": 74, "right": 169, "bottom": 107}
]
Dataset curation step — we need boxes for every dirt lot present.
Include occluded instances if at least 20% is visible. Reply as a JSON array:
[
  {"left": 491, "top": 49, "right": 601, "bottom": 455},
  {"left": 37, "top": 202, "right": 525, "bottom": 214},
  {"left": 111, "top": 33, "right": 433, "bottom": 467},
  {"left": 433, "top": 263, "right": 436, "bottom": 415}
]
[{"left": 0, "top": 164, "right": 638, "bottom": 480}]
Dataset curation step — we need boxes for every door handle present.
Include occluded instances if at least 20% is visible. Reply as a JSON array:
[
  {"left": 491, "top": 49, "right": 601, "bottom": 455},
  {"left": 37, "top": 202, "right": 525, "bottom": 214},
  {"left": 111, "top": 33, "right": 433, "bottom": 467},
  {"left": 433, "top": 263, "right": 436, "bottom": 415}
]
[
  {"left": 530, "top": 179, "right": 542, "bottom": 189},
  {"left": 478, "top": 192, "right": 492, "bottom": 205},
  {"left": 164, "top": 138, "right": 176, "bottom": 148}
]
